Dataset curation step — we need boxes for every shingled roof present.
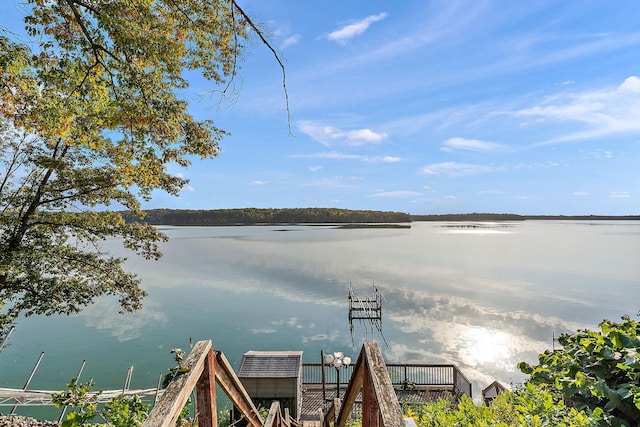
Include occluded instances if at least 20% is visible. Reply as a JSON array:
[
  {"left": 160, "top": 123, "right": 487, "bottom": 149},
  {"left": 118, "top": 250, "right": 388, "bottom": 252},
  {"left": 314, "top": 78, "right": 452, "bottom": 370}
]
[{"left": 237, "top": 351, "right": 303, "bottom": 378}]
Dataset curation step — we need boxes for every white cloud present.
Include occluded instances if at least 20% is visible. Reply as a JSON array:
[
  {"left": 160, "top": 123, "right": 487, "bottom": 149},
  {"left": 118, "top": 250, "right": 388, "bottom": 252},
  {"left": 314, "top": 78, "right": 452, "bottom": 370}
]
[
  {"left": 250, "top": 180, "right": 266, "bottom": 185},
  {"left": 291, "top": 151, "right": 398, "bottom": 163},
  {"left": 441, "top": 137, "right": 511, "bottom": 152},
  {"left": 610, "top": 191, "right": 631, "bottom": 198},
  {"left": 309, "top": 165, "right": 323, "bottom": 172},
  {"left": 572, "top": 192, "right": 589, "bottom": 196},
  {"left": 182, "top": 185, "right": 195, "bottom": 192},
  {"left": 371, "top": 190, "right": 422, "bottom": 198},
  {"left": 297, "top": 120, "right": 388, "bottom": 147},
  {"left": 280, "top": 34, "right": 301, "bottom": 49},
  {"left": 517, "top": 75, "right": 640, "bottom": 144},
  {"left": 381, "top": 156, "right": 401, "bottom": 163},
  {"left": 420, "top": 162, "right": 498, "bottom": 177},
  {"left": 326, "top": 13, "right": 388, "bottom": 44}
]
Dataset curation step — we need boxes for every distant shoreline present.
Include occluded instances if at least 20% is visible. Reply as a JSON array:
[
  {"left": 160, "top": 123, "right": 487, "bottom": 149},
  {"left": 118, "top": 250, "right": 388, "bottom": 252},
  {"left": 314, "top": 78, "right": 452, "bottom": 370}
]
[
  {"left": 124, "top": 209, "right": 640, "bottom": 226},
  {"left": 412, "top": 214, "right": 640, "bottom": 221}
]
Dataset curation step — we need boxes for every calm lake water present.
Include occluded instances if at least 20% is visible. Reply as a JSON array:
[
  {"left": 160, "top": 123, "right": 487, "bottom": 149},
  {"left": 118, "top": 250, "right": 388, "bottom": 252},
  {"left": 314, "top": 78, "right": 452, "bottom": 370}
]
[{"left": 1, "top": 220, "right": 639, "bottom": 416}]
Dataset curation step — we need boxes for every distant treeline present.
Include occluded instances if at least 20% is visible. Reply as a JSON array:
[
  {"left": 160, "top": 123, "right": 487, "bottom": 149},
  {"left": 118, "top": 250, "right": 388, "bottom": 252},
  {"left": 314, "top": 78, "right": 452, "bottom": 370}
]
[
  {"left": 123, "top": 210, "right": 640, "bottom": 226},
  {"left": 129, "top": 208, "right": 412, "bottom": 225},
  {"left": 412, "top": 213, "right": 524, "bottom": 221},
  {"left": 413, "top": 213, "right": 640, "bottom": 221}
]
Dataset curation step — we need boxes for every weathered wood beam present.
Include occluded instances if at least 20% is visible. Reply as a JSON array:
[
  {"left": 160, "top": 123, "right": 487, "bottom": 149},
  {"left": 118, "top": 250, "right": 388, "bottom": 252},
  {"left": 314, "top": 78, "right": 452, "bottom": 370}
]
[
  {"left": 363, "top": 342, "right": 403, "bottom": 427},
  {"left": 335, "top": 347, "right": 364, "bottom": 426},
  {"left": 214, "top": 350, "right": 263, "bottom": 427},
  {"left": 196, "top": 348, "right": 217, "bottom": 427},
  {"left": 143, "top": 340, "right": 212, "bottom": 427},
  {"left": 335, "top": 341, "right": 404, "bottom": 427},
  {"left": 264, "top": 400, "right": 281, "bottom": 427}
]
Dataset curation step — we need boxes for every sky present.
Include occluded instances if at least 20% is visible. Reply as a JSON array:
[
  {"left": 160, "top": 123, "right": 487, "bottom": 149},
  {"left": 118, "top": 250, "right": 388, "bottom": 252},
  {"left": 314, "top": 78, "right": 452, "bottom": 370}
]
[{"left": 4, "top": 1, "right": 640, "bottom": 215}]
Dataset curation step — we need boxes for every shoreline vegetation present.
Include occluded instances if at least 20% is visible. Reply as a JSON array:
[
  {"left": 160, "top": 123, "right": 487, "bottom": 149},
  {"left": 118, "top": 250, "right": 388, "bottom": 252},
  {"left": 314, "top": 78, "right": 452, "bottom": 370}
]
[{"left": 124, "top": 208, "right": 640, "bottom": 226}]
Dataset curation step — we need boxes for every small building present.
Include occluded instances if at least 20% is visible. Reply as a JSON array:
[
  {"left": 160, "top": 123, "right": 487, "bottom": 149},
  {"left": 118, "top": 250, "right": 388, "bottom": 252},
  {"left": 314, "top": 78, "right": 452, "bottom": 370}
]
[
  {"left": 237, "top": 350, "right": 303, "bottom": 419},
  {"left": 482, "top": 380, "right": 509, "bottom": 404}
]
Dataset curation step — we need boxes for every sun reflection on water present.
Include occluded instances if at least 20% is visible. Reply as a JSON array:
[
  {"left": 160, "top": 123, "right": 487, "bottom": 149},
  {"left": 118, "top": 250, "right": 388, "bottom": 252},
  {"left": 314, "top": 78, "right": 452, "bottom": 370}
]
[{"left": 457, "top": 325, "right": 513, "bottom": 367}]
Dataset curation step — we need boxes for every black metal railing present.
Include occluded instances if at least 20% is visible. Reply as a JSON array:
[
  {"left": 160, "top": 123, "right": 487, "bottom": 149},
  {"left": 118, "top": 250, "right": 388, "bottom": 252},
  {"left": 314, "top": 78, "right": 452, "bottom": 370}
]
[{"left": 303, "top": 363, "right": 472, "bottom": 398}]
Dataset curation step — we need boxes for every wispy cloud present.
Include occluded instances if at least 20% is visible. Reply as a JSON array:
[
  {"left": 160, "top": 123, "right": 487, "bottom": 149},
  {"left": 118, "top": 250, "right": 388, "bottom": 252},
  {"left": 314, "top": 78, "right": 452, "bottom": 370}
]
[
  {"left": 250, "top": 180, "right": 266, "bottom": 185},
  {"left": 420, "top": 162, "right": 499, "bottom": 177},
  {"left": 297, "top": 120, "right": 388, "bottom": 147},
  {"left": 325, "top": 13, "right": 388, "bottom": 44},
  {"left": 441, "top": 137, "right": 511, "bottom": 152},
  {"left": 291, "top": 151, "right": 399, "bottom": 163},
  {"left": 371, "top": 190, "right": 422, "bottom": 198},
  {"left": 610, "top": 191, "right": 631, "bottom": 198},
  {"left": 280, "top": 34, "right": 301, "bottom": 49},
  {"left": 518, "top": 75, "right": 640, "bottom": 144}
]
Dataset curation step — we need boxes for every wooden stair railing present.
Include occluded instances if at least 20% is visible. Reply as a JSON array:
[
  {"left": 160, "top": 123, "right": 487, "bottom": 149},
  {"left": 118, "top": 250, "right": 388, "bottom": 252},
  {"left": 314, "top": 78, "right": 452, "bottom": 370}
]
[
  {"left": 323, "top": 341, "right": 404, "bottom": 427},
  {"left": 143, "top": 340, "right": 263, "bottom": 427},
  {"left": 264, "top": 400, "right": 298, "bottom": 427}
]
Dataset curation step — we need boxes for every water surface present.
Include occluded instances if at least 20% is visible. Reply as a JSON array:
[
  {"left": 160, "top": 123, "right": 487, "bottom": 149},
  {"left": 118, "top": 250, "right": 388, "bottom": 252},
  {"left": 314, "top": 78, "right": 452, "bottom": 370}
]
[{"left": 1, "top": 220, "right": 638, "bottom": 414}]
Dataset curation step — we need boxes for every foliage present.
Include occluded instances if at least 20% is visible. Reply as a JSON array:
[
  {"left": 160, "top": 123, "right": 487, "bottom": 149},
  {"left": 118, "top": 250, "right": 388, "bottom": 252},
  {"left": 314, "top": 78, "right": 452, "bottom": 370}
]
[
  {"left": 132, "top": 207, "right": 412, "bottom": 225},
  {"left": 161, "top": 347, "right": 192, "bottom": 425},
  {"left": 51, "top": 378, "right": 100, "bottom": 427},
  {"left": 519, "top": 314, "right": 640, "bottom": 426},
  {"left": 102, "top": 395, "right": 150, "bottom": 427},
  {"left": 403, "top": 384, "right": 597, "bottom": 426},
  {"left": 0, "top": 0, "right": 263, "bottom": 338},
  {"left": 52, "top": 378, "right": 149, "bottom": 427}
]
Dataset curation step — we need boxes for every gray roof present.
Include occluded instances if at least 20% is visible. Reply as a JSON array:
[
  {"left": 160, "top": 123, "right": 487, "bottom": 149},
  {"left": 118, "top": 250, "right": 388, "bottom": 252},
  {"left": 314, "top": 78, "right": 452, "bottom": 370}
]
[{"left": 238, "top": 351, "right": 303, "bottom": 378}]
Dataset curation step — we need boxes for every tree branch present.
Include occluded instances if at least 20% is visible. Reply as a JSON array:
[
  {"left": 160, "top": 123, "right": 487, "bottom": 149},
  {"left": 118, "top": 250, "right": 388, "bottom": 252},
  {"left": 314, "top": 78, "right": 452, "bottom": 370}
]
[{"left": 231, "top": 0, "right": 292, "bottom": 134}]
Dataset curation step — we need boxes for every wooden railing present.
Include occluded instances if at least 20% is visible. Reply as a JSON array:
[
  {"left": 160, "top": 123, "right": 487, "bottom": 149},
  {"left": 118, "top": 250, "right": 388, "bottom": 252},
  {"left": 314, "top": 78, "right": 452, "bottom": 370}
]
[
  {"left": 264, "top": 401, "right": 298, "bottom": 427},
  {"left": 143, "top": 339, "right": 468, "bottom": 426},
  {"left": 323, "top": 341, "right": 404, "bottom": 427},
  {"left": 143, "top": 340, "right": 272, "bottom": 427}
]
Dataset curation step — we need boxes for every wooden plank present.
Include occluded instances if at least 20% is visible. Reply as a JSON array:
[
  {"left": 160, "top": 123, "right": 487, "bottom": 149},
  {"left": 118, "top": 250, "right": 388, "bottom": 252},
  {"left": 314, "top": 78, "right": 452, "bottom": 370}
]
[
  {"left": 335, "top": 348, "right": 364, "bottom": 427},
  {"left": 143, "top": 340, "right": 211, "bottom": 427},
  {"left": 215, "top": 350, "right": 263, "bottom": 427},
  {"left": 335, "top": 342, "right": 404, "bottom": 427},
  {"left": 264, "top": 400, "right": 281, "bottom": 427},
  {"left": 362, "top": 342, "right": 403, "bottom": 427},
  {"left": 196, "top": 348, "right": 217, "bottom": 427},
  {"left": 362, "top": 360, "right": 379, "bottom": 427}
]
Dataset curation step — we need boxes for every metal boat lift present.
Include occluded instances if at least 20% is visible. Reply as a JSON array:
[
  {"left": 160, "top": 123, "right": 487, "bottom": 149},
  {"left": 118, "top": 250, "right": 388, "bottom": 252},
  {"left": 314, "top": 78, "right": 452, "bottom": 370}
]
[{"left": 348, "top": 284, "right": 387, "bottom": 346}]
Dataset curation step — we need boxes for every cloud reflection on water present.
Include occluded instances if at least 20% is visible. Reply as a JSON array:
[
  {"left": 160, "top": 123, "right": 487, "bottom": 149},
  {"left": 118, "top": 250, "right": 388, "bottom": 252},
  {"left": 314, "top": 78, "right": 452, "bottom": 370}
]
[
  {"left": 78, "top": 298, "right": 168, "bottom": 342},
  {"left": 101, "top": 222, "right": 639, "bottom": 392}
]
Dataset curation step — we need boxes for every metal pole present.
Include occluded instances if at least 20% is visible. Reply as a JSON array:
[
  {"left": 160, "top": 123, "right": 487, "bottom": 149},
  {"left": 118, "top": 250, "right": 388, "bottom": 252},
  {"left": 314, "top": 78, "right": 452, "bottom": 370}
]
[
  {"left": 321, "top": 351, "right": 326, "bottom": 403},
  {"left": 122, "top": 366, "right": 133, "bottom": 394},
  {"left": 11, "top": 352, "right": 45, "bottom": 414},
  {"left": 59, "top": 360, "right": 86, "bottom": 423},
  {"left": 336, "top": 368, "right": 340, "bottom": 400},
  {"left": 0, "top": 326, "right": 15, "bottom": 353}
]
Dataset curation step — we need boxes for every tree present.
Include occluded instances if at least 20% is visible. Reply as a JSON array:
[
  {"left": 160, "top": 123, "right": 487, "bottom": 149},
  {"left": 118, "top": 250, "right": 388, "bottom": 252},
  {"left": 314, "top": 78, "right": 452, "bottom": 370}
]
[
  {"left": 0, "top": 0, "right": 281, "bottom": 339},
  {"left": 519, "top": 314, "right": 640, "bottom": 426}
]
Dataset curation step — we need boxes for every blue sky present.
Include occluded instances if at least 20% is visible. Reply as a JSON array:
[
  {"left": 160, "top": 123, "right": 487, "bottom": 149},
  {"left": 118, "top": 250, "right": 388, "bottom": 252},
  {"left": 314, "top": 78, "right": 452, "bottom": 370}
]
[{"left": 5, "top": 1, "right": 640, "bottom": 215}]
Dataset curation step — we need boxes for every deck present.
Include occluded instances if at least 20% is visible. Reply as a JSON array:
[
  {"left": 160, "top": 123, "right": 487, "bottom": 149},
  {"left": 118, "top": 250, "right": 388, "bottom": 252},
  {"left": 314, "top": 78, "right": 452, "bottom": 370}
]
[{"left": 299, "top": 363, "right": 472, "bottom": 422}]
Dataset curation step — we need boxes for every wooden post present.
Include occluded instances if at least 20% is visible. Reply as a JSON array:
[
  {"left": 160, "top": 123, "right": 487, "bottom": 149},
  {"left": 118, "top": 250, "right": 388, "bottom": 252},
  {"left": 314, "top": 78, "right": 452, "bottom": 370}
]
[
  {"left": 196, "top": 348, "right": 217, "bottom": 427},
  {"left": 332, "top": 398, "right": 342, "bottom": 426},
  {"left": 362, "top": 361, "right": 380, "bottom": 427},
  {"left": 453, "top": 367, "right": 458, "bottom": 394},
  {"left": 144, "top": 341, "right": 213, "bottom": 427}
]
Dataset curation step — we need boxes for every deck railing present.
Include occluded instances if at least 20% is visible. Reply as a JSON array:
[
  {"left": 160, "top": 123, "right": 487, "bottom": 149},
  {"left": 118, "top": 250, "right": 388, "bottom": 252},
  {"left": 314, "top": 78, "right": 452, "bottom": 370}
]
[{"left": 304, "top": 362, "right": 472, "bottom": 398}]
